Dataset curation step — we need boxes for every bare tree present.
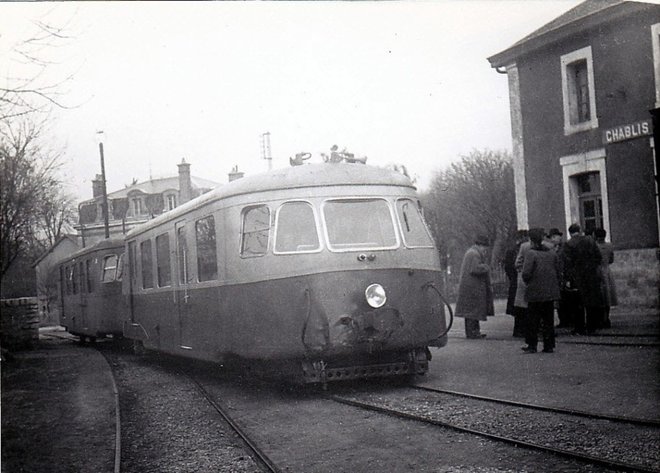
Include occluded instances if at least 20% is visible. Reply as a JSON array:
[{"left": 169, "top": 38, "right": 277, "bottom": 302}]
[
  {"left": 422, "top": 149, "right": 517, "bottom": 268},
  {"left": 1, "top": 16, "right": 75, "bottom": 121},
  {"left": 0, "top": 118, "right": 66, "bottom": 278}
]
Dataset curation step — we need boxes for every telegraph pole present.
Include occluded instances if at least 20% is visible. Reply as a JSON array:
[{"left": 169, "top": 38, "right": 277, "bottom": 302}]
[
  {"left": 260, "top": 132, "right": 272, "bottom": 171},
  {"left": 97, "top": 131, "right": 110, "bottom": 239}
]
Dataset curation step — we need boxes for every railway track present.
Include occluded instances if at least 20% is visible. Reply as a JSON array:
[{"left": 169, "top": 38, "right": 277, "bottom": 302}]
[
  {"left": 412, "top": 384, "right": 660, "bottom": 427},
  {"left": 328, "top": 384, "right": 660, "bottom": 473},
  {"left": 181, "top": 372, "right": 283, "bottom": 473}
]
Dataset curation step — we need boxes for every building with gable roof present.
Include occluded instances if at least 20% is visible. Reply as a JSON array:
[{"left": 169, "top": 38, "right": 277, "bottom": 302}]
[{"left": 488, "top": 0, "right": 660, "bottom": 306}]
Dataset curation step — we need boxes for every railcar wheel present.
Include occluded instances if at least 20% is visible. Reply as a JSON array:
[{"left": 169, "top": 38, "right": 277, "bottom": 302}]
[{"left": 132, "top": 340, "right": 146, "bottom": 356}]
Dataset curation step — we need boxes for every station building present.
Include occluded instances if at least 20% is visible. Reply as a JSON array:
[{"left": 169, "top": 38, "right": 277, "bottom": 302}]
[{"left": 488, "top": 0, "right": 660, "bottom": 306}]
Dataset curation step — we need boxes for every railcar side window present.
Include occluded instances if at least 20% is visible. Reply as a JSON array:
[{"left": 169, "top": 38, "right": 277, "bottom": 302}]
[
  {"left": 241, "top": 205, "right": 270, "bottom": 257},
  {"left": 196, "top": 216, "right": 218, "bottom": 281},
  {"left": 177, "top": 226, "right": 189, "bottom": 284},
  {"left": 396, "top": 199, "right": 435, "bottom": 248},
  {"left": 102, "top": 255, "right": 118, "bottom": 283},
  {"left": 128, "top": 241, "right": 138, "bottom": 287},
  {"left": 140, "top": 240, "right": 154, "bottom": 289},
  {"left": 156, "top": 233, "right": 171, "bottom": 287},
  {"left": 274, "top": 201, "right": 320, "bottom": 253},
  {"left": 323, "top": 199, "right": 398, "bottom": 250}
]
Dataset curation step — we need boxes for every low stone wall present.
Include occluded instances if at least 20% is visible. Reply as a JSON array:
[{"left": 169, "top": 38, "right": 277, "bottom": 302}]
[
  {"left": 1, "top": 297, "right": 40, "bottom": 351},
  {"left": 612, "top": 248, "right": 660, "bottom": 308}
]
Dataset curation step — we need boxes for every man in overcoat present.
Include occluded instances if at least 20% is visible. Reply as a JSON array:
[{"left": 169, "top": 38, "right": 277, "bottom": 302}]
[
  {"left": 455, "top": 235, "right": 494, "bottom": 339},
  {"left": 562, "top": 224, "right": 604, "bottom": 334}
]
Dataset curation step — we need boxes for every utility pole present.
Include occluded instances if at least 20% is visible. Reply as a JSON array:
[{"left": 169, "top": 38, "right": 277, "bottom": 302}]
[
  {"left": 97, "top": 131, "right": 110, "bottom": 239},
  {"left": 260, "top": 132, "right": 272, "bottom": 171}
]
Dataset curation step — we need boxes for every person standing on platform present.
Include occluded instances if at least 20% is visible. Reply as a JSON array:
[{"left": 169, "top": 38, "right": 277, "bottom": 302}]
[
  {"left": 595, "top": 228, "right": 617, "bottom": 328},
  {"left": 455, "top": 234, "right": 494, "bottom": 339},
  {"left": 521, "top": 228, "right": 561, "bottom": 354},
  {"left": 504, "top": 230, "right": 528, "bottom": 337},
  {"left": 562, "top": 223, "right": 604, "bottom": 334}
]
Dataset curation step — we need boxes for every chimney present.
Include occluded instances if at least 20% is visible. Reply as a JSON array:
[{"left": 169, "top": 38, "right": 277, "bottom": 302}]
[
  {"left": 92, "top": 174, "right": 104, "bottom": 198},
  {"left": 228, "top": 165, "right": 244, "bottom": 182},
  {"left": 178, "top": 158, "right": 192, "bottom": 204}
]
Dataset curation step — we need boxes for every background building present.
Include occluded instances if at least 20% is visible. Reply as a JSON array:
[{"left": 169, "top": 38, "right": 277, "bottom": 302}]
[
  {"left": 76, "top": 159, "right": 221, "bottom": 245},
  {"left": 488, "top": 0, "right": 660, "bottom": 306}
]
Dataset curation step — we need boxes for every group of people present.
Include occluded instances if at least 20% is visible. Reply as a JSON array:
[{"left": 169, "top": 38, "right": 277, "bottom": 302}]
[{"left": 453, "top": 224, "right": 617, "bottom": 354}]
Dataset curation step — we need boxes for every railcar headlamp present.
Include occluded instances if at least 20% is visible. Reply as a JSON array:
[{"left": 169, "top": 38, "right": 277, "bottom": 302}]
[{"left": 365, "top": 283, "right": 387, "bottom": 308}]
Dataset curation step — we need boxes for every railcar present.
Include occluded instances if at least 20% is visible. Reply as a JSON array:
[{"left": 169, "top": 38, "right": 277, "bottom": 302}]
[
  {"left": 120, "top": 163, "right": 451, "bottom": 383},
  {"left": 59, "top": 238, "right": 126, "bottom": 342}
]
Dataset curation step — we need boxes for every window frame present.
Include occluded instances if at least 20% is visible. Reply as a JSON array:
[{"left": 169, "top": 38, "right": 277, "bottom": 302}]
[
  {"left": 560, "top": 46, "right": 599, "bottom": 135},
  {"left": 321, "top": 197, "right": 400, "bottom": 253},
  {"left": 140, "top": 239, "right": 154, "bottom": 289},
  {"left": 240, "top": 204, "right": 271, "bottom": 258},
  {"left": 195, "top": 215, "right": 219, "bottom": 282},
  {"left": 155, "top": 232, "right": 172, "bottom": 287},
  {"left": 101, "top": 254, "right": 119, "bottom": 283},
  {"left": 273, "top": 200, "right": 323, "bottom": 255},
  {"left": 394, "top": 198, "right": 436, "bottom": 249}
]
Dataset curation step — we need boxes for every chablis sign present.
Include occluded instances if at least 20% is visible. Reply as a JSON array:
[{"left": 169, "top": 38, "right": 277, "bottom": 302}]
[{"left": 602, "top": 119, "right": 652, "bottom": 145}]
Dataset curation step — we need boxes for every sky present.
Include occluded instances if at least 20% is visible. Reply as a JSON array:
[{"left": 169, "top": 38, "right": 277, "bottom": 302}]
[{"left": 1, "top": 0, "right": 586, "bottom": 201}]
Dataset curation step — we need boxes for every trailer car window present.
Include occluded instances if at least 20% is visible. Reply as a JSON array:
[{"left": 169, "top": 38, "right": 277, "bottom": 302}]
[
  {"left": 274, "top": 202, "right": 320, "bottom": 253},
  {"left": 79, "top": 261, "right": 86, "bottom": 293},
  {"left": 86, "top": 259, "right": 93, "bottom": 293},
  {"left": 396, "top": 199, "right": 435, "bottom": 248},
  {"left": 323, "top": 199, "right": 397, "bottom": 250},
  {"left": 140, "top": 241, "right": 154, "bottom": 289},
  {"left": 196, "top": 216, "right": 218, "bottom": 281},
  {"left": 177, "top": 227, "right": 189, "bottom": 284},
  {"left": 116, "top": 254, "right": 124, "bottom": 281},
  {"left": 102, "top": 255, "right": 118, "bottom": 283},
  {"left": 241, "top": 205, "right": 270, "bottom": 257},
  {"left": 156, "top": 233, "right": 171, "bottom": 287},
  {"left": 72, "top": 263, "right": 79, "bottom": 294}
]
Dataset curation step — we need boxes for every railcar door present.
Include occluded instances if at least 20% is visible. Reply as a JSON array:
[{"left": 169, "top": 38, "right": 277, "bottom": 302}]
[{"left": 175, "top": 221, "right": 194, "bottom": 349}]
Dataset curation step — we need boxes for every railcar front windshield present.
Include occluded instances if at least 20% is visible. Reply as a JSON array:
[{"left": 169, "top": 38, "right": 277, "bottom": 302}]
[{"left": 323, "top": 198, "right": 398, "bottom": 251}]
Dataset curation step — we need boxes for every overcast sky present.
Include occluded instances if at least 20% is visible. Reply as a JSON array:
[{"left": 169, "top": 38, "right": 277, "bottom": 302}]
[{"left": 1, "top": 1, "right": 586, "bottom": 200}]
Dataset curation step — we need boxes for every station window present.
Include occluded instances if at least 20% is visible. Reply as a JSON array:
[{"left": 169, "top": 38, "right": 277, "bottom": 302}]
[
  {"left": 196, "top": 216, "right": 218, "bottom": 281},
  {"left": 323, "top": 198, "right": 398, "bottom": 251},
  {"left": 560, "top": 46, "right": 598, "bottom": 134},
  {"left": 241, "top": 205, "right": 270, "bottom": 257},
  {"left": 156, "top": 233, "right": 171, "bottom": 287},
  {"left": 274, "top": 201, "right": 320, "bottom": 253},
  {"left": 140, "top": 240, "right": 154, "bottom": 289},
  {"left": 396, "top": 199, "right": 435, "bottom": 248},
  {"left": 166, "top": 194, "right": 177, "bottom": 211},
  {"left": 102, "top": 255, "right": 119, "bottom": 283}
]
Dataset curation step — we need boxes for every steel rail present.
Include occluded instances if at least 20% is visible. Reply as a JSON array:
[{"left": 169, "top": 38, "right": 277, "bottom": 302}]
[
  {"left": 411, "top": 385, "right": 660, "bottom": 428},
  {"left": 183, "top": 373, "right": 282, "bottom": 473},
  {"left": 328, "top": 395, "right": 658, "bottom": 473},
  {"left": 98, "top": 350, "right": 123, "bottom": 473}
]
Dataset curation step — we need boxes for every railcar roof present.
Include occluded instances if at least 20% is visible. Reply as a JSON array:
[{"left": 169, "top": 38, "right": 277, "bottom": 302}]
[
  {"left": 64, "top": 238, "right": 125, "bottom": 262},
  {"left": 126, "top": 163, "right": 415, "bottom": 239}
]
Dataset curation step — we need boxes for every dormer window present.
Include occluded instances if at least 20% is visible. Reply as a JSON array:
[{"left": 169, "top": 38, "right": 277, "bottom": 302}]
[
  {"left": 561, "top": 46, "right": 598, "bottom": 135},
  {"left": 166, "top": 194, "right": 177, "bottom": 211},
  {"left": 131, "top": 197, "right": 144, "bottom": 216}
]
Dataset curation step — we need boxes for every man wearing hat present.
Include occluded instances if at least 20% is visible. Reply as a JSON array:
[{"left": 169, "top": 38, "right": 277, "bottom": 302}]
[
  {"left": 545, "top": 228, "right": 571, "bottom": 328},
  {"left": 454, "top": 234, "right": 495, "bottom": 338}
]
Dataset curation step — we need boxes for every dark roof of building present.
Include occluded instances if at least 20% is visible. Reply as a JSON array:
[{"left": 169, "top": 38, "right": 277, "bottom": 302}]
[
  {"left": 488, "top": 0, "right": 655, "bottom": 67},
  {"left": 81, "top": 175, "right": 220, "bottom": 204}
]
